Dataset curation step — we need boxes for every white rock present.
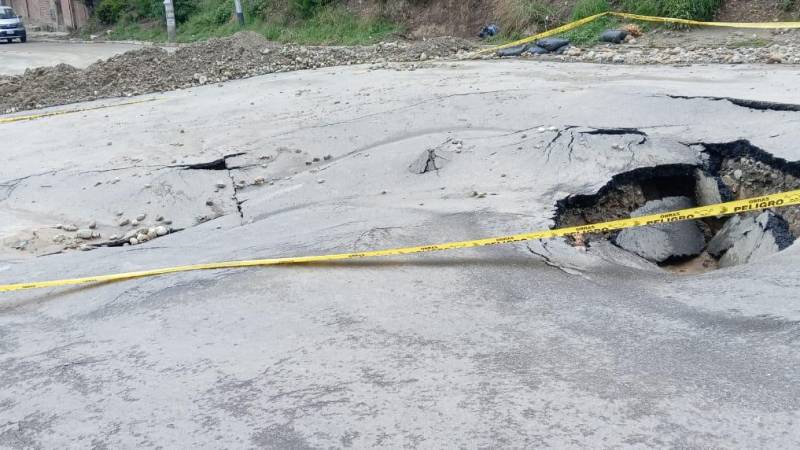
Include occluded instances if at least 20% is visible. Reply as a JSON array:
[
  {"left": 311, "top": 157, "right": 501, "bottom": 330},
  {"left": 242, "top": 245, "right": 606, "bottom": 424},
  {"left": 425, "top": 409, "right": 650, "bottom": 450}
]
[
  {"left": 129, "top": 238, "right": 139, "bottom": 245},
  {"left": 155, "top": 226, "right": 169, "bottom": 236},
  {"left": 63, "top": 224, "right": 78, "bottom": 232},
  {"left": 76, "top": 229, "right": 94, "bottom": 240}
]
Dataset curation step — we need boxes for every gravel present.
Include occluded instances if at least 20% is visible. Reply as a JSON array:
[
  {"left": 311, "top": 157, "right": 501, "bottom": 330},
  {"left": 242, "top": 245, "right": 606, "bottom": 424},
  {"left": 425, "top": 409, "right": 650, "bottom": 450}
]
[
  {"left": 507, "top": 42, "right": 800, "bottom": 66},
  {"left": 0, "top": 32, "right": 476, "bottom": 113}
]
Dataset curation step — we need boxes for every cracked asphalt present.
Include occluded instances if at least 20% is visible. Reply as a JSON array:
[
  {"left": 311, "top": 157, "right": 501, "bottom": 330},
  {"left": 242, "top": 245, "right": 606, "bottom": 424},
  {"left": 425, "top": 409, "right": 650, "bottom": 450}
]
[{"left": 2, "top": 60, "right": 800, "bottom": 448}]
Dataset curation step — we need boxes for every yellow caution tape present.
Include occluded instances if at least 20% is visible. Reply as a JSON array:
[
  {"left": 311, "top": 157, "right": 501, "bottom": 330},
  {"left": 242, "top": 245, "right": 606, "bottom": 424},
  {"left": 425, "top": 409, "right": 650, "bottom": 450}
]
[
  {"left": 479, "top": 12, "right": 608, "bottom": 54},
  {"left": 480, "top": 11, "right": 800, "bottom": 54},
  {"left": 609, "top": 12, "right": 800, "bottom": 29},
  {"left": 0, "top": 98, "right": 158, "bottom": 124},
  {"left": 2, "top": 189, "right": 800, "bottom": 293}
]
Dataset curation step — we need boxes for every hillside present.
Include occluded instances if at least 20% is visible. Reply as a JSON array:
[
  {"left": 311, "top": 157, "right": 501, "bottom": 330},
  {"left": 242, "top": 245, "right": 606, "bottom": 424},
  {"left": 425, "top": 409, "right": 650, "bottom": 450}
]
[{"left": 89, "top": 0, "right": 800, "bottom": 44}]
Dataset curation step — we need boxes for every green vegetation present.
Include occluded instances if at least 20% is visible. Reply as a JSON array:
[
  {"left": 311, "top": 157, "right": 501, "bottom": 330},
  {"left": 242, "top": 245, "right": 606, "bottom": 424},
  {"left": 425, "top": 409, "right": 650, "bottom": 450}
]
[
  {"left": 90, "top": 0, "right": 734, "bottom": 46},
  {"left": 91, "top": 0, "right": 398, "bottom": 44},
  {"left": 619, "top": 0, "right": 722, "bottom": 21},
  {"left": 571, "top": 0, "right": 611, "bottom": 20},
  {"left": 489, "top": 0, "right": 727, "bottom": 47},
  {"left": 494, "top": 0, "right": 561, "bottom": 39},
  {"left": 562, "top": 16, "right": 617, "bottom": 45}
]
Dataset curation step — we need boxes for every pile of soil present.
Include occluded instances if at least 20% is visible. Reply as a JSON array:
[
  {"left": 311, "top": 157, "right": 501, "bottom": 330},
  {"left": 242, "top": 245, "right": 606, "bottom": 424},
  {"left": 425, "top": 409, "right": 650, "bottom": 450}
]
[
  {"left": 716, "top": 0, "right": 800, "bottom": 22},
  {"left": 0, "top": 32, "right": 475, "bottom": 113}
]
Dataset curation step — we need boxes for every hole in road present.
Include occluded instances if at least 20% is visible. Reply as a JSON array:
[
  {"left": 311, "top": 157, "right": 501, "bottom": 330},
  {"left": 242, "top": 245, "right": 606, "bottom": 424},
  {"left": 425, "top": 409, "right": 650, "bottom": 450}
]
[{"left": 553, "top": 140, "right": 800, "bottom": 273}]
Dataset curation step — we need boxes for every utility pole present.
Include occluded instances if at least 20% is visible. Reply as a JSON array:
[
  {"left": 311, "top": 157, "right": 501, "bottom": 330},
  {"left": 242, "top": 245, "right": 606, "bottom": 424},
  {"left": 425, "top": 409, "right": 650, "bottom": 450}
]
[
  {"left": 234, "top": 0, "right": 244, "bottom": 26},
  {"left": 164, "top": 0, "right": 176, "bottom": 43}
]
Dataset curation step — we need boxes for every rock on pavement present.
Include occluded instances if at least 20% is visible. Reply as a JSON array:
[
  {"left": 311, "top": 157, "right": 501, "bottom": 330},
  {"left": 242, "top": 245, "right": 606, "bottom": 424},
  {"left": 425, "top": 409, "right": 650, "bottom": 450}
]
[
  {"left": 708, "top": 211, "right": 795, "bottom": 268},
  {"left": 615, "top": 196, "right": 706, "bottom": 263}
]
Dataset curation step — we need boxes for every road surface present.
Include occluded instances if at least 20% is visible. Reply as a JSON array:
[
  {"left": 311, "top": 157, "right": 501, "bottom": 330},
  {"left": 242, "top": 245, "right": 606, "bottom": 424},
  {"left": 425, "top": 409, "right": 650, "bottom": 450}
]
[
  {"left": 1, "top": 60, "right": 800, "bottom": 448},
  {"left": 0, "top": 39, "right": 144, "bottom": 75}
]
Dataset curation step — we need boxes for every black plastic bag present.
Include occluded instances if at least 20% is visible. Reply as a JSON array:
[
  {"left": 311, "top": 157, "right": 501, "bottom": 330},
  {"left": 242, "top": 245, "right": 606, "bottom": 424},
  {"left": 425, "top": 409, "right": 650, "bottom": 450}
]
[
  {"left": 535, "top": 37, "right": 570, "bottom": 52},
  {"left": 600, "top": 30, "right": 628, "bottom": 44},
  {"left": 527, "top": 45, "right": 550, "bottom": 55},
  {"left": 496, "top": 44, "right": 529, "bottom": 57},
  {"left": 479, "top": 24, "right": 499, "bottom": 39}
]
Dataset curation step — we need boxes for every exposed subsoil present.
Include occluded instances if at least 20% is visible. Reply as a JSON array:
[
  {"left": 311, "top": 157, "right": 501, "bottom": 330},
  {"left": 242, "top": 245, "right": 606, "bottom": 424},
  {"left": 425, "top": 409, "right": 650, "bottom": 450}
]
[
  {"left": 717, "top": 0, "right": 800, "bottom": 22},
  {"left": 554, "top": 139, "right": 800, "bottom": 272}
]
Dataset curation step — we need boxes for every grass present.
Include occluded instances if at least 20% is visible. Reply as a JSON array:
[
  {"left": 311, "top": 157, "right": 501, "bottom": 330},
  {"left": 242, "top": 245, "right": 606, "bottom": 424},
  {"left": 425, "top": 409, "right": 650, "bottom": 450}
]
[
  {"left": 490, "top": 0, "right": 726, "bottom": 47},
  {"left": 562, "top": 16, "right": 618, "bottom": 45},
  {"left": 105, "top": 5, "right": 399, "bottom": 45},
  {"left": 619, "top": 0, "right": 722, "bottom": 21},
  {"left": 571, "top": 0, "right": 610, "bottom": 20},
  {"left": 494, "top": 0, "right": 561, "bottom": 39}
]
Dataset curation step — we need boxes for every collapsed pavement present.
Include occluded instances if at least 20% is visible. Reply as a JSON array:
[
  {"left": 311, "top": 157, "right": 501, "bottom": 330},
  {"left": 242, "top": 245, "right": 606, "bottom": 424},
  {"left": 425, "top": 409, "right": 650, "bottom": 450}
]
[{"left": 554, "top": 139, "right": 800, "bottom": 271}]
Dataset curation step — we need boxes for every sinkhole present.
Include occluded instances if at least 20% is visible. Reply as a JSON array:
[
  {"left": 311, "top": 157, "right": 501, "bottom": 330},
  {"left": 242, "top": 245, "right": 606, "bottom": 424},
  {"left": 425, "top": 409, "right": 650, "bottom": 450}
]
[{"left": 553, "top": 140, "right": 800, "bottom": 273}]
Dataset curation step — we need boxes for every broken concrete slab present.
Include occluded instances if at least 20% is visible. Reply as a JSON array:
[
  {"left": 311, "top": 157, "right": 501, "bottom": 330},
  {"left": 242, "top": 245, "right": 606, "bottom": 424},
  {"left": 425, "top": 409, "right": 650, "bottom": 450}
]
[
  {"left": 615, "top": 196, "right": 706, "bottom": 263},
  {"left": 708, "top": 211, "right": 796, "bottom": 268},
  {"left": 694, "top": 169, "right": 723, "bottom": 206}
]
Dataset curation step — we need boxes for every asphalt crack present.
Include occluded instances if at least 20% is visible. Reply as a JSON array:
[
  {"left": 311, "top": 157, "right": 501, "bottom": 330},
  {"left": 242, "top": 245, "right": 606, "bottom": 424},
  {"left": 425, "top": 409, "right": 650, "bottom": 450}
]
[
  {"left": 665, "top": 95, "right": 800, "bottom": 112},
  {"left": 580, "top": 127, "right": 648, "bottom": 145},
  {"left": 543, "top": 126, "right": 578, "bottom": 162}
]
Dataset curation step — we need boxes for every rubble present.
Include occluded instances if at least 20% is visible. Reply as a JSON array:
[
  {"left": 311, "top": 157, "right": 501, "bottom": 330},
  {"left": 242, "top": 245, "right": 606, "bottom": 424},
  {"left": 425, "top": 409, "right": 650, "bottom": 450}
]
[
  {"left": 614, "top": 196, "right": 706, "bottom": 263},
  {"left": 708, "top": 211, "right": 795, "bottom": 267},
  {"left": 694, "top": 169, "right": 724, "bottom": 206},
  {"left": 0, "top": 32, "right": 475, "bottom": 112},
  {"left": 76, "top": 229, "right": 95, "bottom": 240}
]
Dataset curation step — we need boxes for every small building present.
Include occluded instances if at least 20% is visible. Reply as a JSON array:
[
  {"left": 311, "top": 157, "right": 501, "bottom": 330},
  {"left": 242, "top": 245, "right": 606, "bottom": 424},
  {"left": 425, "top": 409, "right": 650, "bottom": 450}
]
[{"left": 0, "top": 0, "right": 90, "bottom": 31}]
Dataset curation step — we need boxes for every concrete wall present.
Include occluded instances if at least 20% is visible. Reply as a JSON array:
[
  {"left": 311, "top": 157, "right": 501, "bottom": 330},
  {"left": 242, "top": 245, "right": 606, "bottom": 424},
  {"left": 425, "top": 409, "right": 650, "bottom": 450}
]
[{"left": 5, "top": 0, "right": 89, "bottom": 30}]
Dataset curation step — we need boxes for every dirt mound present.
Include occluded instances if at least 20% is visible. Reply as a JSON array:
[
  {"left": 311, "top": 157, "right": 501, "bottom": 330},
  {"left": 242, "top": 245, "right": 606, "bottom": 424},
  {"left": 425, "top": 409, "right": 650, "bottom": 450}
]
[
  {"left": 0, "top": 32, "right": 475, "bottom": 113},
  {"left": 717, "top": 0, "right": 800, "bottom": 22}
]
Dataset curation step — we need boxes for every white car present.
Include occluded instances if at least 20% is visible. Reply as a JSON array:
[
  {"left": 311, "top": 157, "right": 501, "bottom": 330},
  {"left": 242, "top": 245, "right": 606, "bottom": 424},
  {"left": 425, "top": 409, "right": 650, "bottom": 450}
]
[{"left": 0, "top": 5, "right": 26, "bottom": 43}]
